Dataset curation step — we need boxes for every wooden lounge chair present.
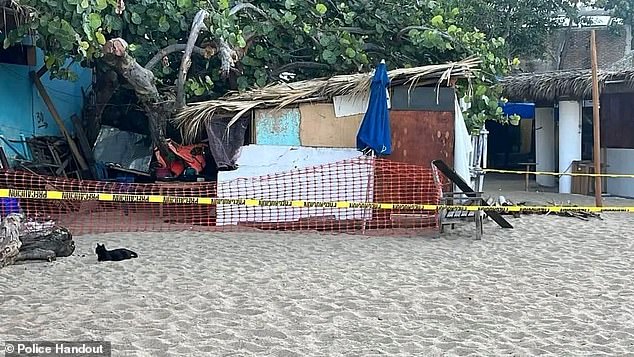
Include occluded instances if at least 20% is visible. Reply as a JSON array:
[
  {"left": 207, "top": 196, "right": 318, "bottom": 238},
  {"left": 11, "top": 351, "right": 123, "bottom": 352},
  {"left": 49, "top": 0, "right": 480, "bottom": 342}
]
[{"left": 438, "top": 191, "right": 485, "bottom": 240}]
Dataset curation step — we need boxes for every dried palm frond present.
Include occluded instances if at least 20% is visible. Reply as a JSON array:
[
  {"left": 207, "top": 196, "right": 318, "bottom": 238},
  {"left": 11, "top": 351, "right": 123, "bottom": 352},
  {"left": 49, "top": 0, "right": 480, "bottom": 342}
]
[
  {"left": 1, "top": 0, "right": 36, "bottom": 33},
  {"left": 174, "top": 57, "right": 480, "bottom": 143}
]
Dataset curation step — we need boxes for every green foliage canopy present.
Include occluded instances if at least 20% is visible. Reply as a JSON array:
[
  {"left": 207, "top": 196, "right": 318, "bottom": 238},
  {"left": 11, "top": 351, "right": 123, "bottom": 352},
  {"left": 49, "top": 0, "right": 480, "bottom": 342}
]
[{"left": 7, "top": 0, "right": 555, "bottom": 130}]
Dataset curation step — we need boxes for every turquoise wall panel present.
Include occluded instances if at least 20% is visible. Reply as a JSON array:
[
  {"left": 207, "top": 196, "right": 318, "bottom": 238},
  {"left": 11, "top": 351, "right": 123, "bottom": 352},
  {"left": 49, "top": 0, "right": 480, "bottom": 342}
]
[
  {"left": 254, "top": 108, "right": 301, "bottom": 146},
  {"left": 0, "top": 48, "right": 92, "bottom": 162}
]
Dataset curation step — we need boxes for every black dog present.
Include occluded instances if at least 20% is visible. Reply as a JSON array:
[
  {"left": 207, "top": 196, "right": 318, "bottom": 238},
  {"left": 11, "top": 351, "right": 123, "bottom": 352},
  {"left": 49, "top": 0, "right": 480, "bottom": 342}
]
[{"left": 95, "top": 243, "right": 138, "bottom": 261}]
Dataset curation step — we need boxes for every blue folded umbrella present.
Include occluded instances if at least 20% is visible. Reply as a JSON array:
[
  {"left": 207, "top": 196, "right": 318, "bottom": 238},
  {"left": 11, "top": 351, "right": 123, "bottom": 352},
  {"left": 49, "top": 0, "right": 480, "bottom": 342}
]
[{"left": 356, "top": 61, "right": 392, "bottom": 155}]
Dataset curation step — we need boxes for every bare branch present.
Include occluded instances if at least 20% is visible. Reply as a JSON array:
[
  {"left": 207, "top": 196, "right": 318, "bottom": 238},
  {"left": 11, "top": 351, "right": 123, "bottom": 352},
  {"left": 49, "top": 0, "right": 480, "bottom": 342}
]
[
  {"left": 229, "top": 3, "right": 267, "bottom": 18},
  {"left": 145, "top": 44, "right": 215, "bottom": 70},
  {"left": 217, "top": 38, "right": 238, "bottom": 79},
  {"left": 102, "top": 38, "right": 159, "bottom": 101},
  {"left": 176, "top": 9, "right": 209, "bottom": 109}
]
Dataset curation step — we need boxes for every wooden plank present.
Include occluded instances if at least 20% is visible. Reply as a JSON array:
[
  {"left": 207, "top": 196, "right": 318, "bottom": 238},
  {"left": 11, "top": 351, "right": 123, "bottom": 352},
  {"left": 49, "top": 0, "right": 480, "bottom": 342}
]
[
  {"left": 31, "top": 72, "right": 89, "bottom": 171},
  {"left": 299, "top": 103, "right": 363, "bottom": 148},
  {"left": 71, "top": 114, "right": 96, "bottom": 179},
  {"left": 433, "top": 159, "right": 513, "bottom": 229},
  {"left": 71, "top": 114, "right": 95, "bottom": 163}
]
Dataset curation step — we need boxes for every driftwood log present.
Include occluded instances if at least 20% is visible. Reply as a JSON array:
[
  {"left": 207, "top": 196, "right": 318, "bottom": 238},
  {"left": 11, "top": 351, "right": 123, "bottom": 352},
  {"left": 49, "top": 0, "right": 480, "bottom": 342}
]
[
  {"left": 0, "top": 214, "right": 75, "bottom": 267},
  {"left": 0, "top": 214, "right": 22, "bottom": 268},
  {"left": 18, "top": 225, "right": 75, "bottom": 262}
]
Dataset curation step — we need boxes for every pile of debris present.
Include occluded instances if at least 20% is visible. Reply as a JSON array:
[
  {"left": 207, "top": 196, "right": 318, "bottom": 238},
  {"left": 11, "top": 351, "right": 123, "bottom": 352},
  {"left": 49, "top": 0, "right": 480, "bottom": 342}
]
[
  {"left": 544, "top": 200, "right": 602, "bottom": 221},
  {"left": 486, "top": 196, "right": 602, "bottom": 221}
]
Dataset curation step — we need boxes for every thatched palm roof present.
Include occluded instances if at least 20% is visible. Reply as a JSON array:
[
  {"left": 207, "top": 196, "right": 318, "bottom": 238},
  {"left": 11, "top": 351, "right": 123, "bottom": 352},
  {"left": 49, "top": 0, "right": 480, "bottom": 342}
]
[
  {"left": 0, "top": 0, "right": 34, "bottom": 33},
  {"left": 501, "top": 53, "right": 634, "bottom": 103},
  {"left": 174, "top": 57, "right": 480, "bottom": 142}
]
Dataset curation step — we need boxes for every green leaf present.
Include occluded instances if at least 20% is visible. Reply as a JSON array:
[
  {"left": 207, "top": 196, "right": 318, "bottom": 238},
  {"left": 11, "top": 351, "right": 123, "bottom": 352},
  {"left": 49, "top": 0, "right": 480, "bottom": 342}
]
[
  {"left": 431, "top": 15, "right": 444, "bottom": 28},
  {"left": 95, "top": 32, "right": 106, "bottom": 45},
  {"left": 283, "top": 12, "right": 297, "bottom": 23},
  {"left": 236, "top": 76, "right": 249, "bottom": 91},
  {"left": 105, "top": 15, "right": 123, "bottom": 31},
  {"left": 177, "top": 0, "right": 192, "bottom": 8},
  {"left": 322, "top": 49, "right": 337, "bottom": 64},
  {"left": 194, "top": 86, "right": 205, "bottom": 96},
  {"left": 95, "top": 0, "right": 108, "bottom": 11},
  {"left": 158, "top": 16, "right": 170, "bottom": 32},
  {"left": 131, "top": 13, "right": 142, "bottom": 25},
  {"left": 80, "top": 0, "right": 89, "bottom": 9},
  {"left": 237, "top": 34, "right": 246, "bottom": 48},
  {"left": 315, "top": 3, "right": 327, "bottom": 15},
  {"left": 345, "top": 47, "right": 356, "bottom": 58},
  {"left": 88, "top": 13, "right": 102, "bottom": 30}
]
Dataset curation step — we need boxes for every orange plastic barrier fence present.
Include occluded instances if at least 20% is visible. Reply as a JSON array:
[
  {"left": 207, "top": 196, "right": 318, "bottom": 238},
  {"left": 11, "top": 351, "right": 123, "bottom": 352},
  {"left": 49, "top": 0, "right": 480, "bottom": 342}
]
[{"left": 0, "top": 157, "right": 442, "bottom": 235}]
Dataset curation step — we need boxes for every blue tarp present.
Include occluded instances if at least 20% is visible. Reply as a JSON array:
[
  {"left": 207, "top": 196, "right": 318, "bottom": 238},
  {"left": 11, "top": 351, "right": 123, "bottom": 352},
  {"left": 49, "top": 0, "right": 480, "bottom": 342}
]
[
  {"left": 500, "top": 102, "right": 535, "bottom": 119},
  {"left": 356, "top": 62, "right": 392, "bottom": 155}
]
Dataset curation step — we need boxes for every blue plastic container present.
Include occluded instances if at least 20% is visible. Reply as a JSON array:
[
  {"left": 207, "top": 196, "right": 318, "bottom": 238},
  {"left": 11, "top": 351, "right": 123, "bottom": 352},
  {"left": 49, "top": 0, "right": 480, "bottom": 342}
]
[{"left": 0, "top": 198, "right": 20, "bottom": 217}]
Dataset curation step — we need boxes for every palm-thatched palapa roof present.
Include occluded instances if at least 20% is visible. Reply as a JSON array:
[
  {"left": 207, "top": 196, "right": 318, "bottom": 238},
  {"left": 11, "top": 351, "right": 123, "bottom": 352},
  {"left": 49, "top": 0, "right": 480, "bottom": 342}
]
[
  {"left": 0, "top": 0, "right": 34, "bottom": 32},
  {"left": 174, "top": 57, "right": 480, "bottom": 142},
  {"left": 501, "top": 52, "right": 634, "bottom": 103}
]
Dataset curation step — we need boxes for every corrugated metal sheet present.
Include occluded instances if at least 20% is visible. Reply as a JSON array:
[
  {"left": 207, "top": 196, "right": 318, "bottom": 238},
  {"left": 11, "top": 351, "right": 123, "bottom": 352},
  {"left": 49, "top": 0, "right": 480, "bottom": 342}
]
[{"left": 254, "top": 108, "right": 301, "bottom": 146}]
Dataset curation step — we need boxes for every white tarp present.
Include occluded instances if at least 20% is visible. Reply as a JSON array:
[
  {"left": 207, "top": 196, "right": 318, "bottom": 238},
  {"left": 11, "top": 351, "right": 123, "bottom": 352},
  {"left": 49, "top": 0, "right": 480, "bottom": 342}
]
[
  {"left": 216, "top": 145, "right": 373, "bottom": 225},
  {"left": 453, "top": 97, "right": 473, "bottom": 190}
]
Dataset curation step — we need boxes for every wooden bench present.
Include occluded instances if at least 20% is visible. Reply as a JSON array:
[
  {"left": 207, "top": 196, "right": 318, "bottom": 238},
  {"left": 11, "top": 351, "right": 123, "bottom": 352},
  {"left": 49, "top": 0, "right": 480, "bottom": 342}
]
[{"left": 438, "top": 191, "right": 485, "bottom": 240}]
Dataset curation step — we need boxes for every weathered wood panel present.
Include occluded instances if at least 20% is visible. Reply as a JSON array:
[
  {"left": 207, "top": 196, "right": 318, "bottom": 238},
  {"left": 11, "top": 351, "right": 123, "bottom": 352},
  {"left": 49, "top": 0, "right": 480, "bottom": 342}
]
[{"left": 299, "top": 103, "right": 363, "bottom": 148}]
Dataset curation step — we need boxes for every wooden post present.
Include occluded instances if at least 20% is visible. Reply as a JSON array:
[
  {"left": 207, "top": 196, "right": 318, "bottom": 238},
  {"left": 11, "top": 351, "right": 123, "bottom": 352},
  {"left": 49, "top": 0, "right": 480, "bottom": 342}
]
[
  {"left": 31, "top": 72, "right": 89, "bottom": 171},
  {"left": 590, "top": 30, "right": 603, "bottom": 207}
]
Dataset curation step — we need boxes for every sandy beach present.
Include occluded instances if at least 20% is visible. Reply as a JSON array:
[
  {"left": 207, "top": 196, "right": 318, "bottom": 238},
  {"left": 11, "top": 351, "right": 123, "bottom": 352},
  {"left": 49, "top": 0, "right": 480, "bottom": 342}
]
[{"left": 2, "top": 190, "right": 634, "bottom": 356}]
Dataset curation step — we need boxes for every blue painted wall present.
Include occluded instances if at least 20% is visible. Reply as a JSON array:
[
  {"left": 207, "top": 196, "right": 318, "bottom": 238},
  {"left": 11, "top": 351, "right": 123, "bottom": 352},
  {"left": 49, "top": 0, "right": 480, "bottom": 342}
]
[
  {"left": 0, "top": 48, "right": 92, "bottom": 163},
  {"left": 254, "top": 108, "right": 301, "bottom": 146}
]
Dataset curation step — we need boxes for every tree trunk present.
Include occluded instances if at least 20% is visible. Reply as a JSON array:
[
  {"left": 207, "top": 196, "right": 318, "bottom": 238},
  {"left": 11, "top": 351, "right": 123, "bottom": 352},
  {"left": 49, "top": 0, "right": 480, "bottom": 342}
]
[
  {"left": 0, "top": 214, "right": 22, "bottom": 268},
  {"left": 102, "top": 38, "right": 171, "bottom": 156},
  {"left": 0, "top": 214, "right": 75, "bottom": 267},
  {"left": 17, "top": 225, "right": 75, "bottom": 262}
]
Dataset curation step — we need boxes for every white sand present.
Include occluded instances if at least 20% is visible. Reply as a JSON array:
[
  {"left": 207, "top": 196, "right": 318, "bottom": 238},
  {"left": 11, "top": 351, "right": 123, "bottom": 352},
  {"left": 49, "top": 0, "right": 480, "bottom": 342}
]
[{"left": 2, "top": 194, "right": 634, "bottom": 356}]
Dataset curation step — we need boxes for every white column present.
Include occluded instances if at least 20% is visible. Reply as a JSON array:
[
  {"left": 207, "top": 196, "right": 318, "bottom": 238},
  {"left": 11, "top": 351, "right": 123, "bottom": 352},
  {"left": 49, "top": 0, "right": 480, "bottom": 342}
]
[
  {"left": 558, "top": 100, "right": 582, "bottom": 193},
  {"left": 535, "top": 107, "right": 556, "bottom": 187}
]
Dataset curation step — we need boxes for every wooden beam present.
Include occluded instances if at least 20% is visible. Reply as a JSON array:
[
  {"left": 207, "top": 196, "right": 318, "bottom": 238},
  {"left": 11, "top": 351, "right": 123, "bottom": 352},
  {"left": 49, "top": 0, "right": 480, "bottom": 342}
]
[
  {"left": 36, "top": 65, "right": 48, "bottom": 78},
  {"left": 432, "top": 159, "right": 513, "bottom": 229},
  {"left": 31, "top": 72, "right": 89, "bottom": 171},
  {"left": 590, "top": 30, "right": 603, "bottom": 207}
]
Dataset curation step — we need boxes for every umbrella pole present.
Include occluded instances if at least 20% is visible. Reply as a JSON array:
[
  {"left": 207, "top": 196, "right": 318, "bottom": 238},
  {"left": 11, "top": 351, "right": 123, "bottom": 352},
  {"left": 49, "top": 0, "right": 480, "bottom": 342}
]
[{"left": 361, "top": 150, "right": 375, "bottom": 234}]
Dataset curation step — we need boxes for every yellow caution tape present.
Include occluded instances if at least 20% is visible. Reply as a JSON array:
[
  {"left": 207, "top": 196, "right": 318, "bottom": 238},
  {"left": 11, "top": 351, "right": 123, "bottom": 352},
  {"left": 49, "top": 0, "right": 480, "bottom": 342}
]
[
  {"left": 483, "top": 168, "right": 634, "bottom": 178},
  {"left": 0, "top": 188, "right": 632, "bottom": 212}
]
